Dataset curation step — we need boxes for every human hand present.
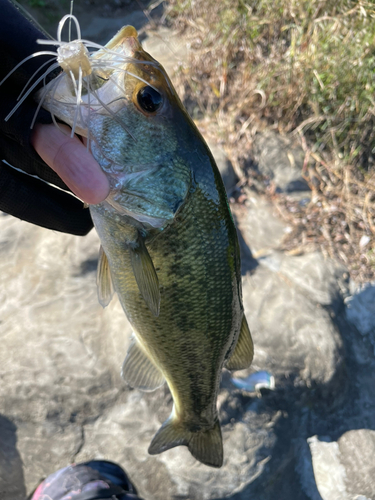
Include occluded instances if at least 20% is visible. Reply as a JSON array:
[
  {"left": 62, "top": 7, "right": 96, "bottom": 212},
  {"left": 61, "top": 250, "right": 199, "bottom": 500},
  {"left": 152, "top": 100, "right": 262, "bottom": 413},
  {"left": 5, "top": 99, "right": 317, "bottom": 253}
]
[
  {"left": 31, "top": 123, "right": 110, "bottom": 205},
  {"left": 0, "top": 0, "right": 109, "bottom": 235},
  {"left": 0, "top": 121, "right": 109, "bottom": 235}
]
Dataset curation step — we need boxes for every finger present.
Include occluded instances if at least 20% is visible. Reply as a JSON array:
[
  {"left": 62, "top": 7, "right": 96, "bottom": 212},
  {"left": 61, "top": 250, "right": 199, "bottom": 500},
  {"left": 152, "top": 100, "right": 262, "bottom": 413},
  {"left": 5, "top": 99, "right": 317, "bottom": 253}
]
[{"left": 31, "top": 123, "right": 110, "bottom": 204}]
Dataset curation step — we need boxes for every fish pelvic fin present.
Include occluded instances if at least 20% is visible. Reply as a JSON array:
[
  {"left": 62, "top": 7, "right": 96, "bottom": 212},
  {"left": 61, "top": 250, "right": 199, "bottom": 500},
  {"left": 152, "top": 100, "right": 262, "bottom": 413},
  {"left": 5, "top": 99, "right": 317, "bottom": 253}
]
[
  {"left": 148, "top": 417, "right": 223, "bottom": 468},
  {"left": 97, "top": 245, "right": 114, "bottom": 308},
  {"left": 130, "top": 237, "right": 160, "bottom": 317},
  {"left": 121, "top": 337, "right": 165, "bottom": 392},
  {"left": 225, "top": 315, "right": 254, "bottom": 370}
]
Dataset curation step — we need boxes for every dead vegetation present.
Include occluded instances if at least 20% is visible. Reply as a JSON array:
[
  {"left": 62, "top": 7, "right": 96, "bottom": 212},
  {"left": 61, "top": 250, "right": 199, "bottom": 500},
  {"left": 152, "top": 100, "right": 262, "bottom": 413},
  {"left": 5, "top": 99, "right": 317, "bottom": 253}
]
[{"left": 165, "top": 0, "right": 375, "bottom": 282}]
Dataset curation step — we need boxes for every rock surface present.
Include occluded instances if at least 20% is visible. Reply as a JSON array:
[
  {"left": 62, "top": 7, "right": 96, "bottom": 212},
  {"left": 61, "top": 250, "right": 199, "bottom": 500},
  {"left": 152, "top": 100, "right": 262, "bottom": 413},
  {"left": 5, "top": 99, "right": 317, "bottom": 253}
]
[
  {"left": 242, "top": 261, "right": 345, "bottom": 390},
  {"left": 252, "top": 130, "right": 310, "bottom": 193},
  {"left": 298, "top": 432, "right": 375, "bottom": 500},
  {"left": 1, "top": 5, "right": 375, "bottom": 500}
]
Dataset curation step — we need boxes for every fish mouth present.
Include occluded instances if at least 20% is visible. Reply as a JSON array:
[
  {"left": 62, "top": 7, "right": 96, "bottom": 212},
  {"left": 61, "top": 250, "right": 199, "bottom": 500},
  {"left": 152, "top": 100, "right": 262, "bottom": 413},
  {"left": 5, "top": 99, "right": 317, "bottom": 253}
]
[{"left": 36, "top": 24, "right": 168, "bottom": 138}]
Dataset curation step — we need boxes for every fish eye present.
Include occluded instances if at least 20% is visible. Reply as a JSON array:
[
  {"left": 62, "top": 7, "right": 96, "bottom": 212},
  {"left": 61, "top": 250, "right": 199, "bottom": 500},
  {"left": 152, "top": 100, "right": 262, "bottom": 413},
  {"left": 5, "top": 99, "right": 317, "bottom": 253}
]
[{"left": 137, "top": 86, "right": 163, "bottom": 113}]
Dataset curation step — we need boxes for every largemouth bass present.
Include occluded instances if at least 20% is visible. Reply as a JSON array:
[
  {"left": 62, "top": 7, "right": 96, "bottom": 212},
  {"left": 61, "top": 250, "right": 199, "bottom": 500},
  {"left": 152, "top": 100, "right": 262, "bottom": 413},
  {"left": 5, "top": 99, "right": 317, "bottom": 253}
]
[{"left": 36, "top": 24, "right": 254, "bottom": 468}]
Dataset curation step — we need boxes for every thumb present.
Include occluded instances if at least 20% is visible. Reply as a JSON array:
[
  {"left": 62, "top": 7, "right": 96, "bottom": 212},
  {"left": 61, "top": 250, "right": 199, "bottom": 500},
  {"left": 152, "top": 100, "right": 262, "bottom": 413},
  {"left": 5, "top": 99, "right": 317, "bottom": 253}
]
[{"left": 31, "top": 122, "right": 110, "bottom": 205}]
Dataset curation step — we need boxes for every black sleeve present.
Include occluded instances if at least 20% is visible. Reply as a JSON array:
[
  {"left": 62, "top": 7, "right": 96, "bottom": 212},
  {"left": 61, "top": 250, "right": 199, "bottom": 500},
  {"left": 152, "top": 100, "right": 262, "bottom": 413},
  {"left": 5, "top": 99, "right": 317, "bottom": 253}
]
[{"left": 0, "top": 0, "right": 93, "bottom": 235}]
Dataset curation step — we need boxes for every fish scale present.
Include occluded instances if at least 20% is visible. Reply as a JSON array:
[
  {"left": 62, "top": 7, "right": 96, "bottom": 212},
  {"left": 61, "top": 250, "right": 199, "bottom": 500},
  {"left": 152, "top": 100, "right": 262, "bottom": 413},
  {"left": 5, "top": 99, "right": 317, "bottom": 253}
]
[
  {"left": 91, "top": 170, "right": 241, "bottom": 462},
  {"left": 37, "top": 24, "right": 254, "bottom": 468}
]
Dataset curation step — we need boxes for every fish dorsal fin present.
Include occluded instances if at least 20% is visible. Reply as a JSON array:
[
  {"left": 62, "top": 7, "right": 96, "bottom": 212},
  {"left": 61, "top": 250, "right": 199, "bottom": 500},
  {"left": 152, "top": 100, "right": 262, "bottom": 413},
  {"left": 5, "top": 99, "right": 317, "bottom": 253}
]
[
  {"left": 97, "top": 245, "right": 114, "bottom": 308},
  {"left": 121, "top": 337, "right": 165, "bottom": 392},
  {"left": 130, "top": 238, "right": 160, "bottom": 317},
  {"left": 225, "top": 316, "right": 254, "bottom": 370},
  {"left": 105, "top": 25, "right": 139, "bottom": 51}
]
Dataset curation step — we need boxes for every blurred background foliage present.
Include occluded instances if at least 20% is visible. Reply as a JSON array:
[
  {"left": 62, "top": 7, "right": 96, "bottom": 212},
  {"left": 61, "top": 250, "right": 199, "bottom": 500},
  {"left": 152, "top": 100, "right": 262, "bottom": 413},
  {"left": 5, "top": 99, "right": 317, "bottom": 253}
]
[{"left": 168, "top": 0, "right": 375, "bottom": 169}]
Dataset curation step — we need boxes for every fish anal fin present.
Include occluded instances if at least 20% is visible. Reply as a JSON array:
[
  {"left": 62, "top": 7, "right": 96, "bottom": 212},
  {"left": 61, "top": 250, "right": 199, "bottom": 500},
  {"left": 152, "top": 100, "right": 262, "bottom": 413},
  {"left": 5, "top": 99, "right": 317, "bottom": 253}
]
[
  {"left": 225, "top": 315, "right": 254, "bottom": 371},
  {"left": 121, "top": 338, "right": 165, "bottom": 392},
  {"left": 148, "top": 417, "right": 223, "bottom": 468},
  {"left": 97, "top": 245, "right": 114, "bottom": 308},
  {"left": 130, "top": 238, "right": 160, "bottom": 317}
]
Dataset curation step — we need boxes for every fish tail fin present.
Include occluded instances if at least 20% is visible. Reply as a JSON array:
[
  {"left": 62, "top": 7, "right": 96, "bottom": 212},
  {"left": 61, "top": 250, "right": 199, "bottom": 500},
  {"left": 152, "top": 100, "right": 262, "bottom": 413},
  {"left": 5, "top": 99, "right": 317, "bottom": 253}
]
[
  {"left": 188, "top": 419, "right": 223, "bottom": 468},
  {"left": 148, "top": 416, "right": 190, "bottom": 455},
  {"left": 148, "top": 416, "right": 223, "bottom": 468}
]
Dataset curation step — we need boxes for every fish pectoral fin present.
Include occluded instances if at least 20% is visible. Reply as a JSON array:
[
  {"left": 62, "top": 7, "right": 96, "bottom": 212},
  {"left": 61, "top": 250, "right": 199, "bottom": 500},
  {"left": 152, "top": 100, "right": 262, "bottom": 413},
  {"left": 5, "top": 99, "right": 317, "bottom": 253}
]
[
  {"left": 225, "top": 315, "right": 254, "bottom": 370},
  {"left": 97, "top": 245, "right": 114, "bottom": 308},
  {"left": 148, "top": 417, "right": 223, "bottom": 468},
  {"left": 130, "top": 238, "right": 160, "bottom": 317},
  {"left": 121, "top": 338, "right": 165, "bottom": 392}
]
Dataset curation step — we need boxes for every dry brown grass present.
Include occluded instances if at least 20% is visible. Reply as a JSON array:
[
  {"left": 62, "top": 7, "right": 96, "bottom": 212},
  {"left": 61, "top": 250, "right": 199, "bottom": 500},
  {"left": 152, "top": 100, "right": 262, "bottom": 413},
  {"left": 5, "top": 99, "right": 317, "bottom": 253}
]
[{"left": 166, "top": 0, "right": 375, "bottom": 282}]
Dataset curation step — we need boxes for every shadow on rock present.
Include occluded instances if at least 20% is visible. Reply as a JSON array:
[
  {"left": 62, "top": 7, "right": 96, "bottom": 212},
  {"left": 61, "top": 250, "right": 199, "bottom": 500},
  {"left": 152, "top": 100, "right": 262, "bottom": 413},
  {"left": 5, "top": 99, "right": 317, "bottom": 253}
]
[
  {"left": 235, "top": 306, "right": 375, "bottom": 500},
  {"left": 234, "top": 222, "right": 258, "bottom": 276},
  {"left": 211, "top": 383, "right": 316, "bottom": 500},
  {"left": 211, "top": 293, "right": 373, "bottom": 500},
  {"left": 0, "top": 415, "right": 26, "bottom": 500},
  {"left": 345, "top": 282, "right": 375, "bottom": 339},
  {"left": 78, "top": 257, "right": 98, "bottom": 276},
  {"left": 309, "top": 306, "right": 375, "bottom": 440}
]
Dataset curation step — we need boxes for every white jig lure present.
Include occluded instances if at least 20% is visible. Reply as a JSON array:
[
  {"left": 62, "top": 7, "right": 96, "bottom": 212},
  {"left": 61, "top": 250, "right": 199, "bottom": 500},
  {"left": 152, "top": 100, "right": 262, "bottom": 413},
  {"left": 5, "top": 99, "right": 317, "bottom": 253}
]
[{"left": 0, "top": 13, "right": 163, "bottom": 145}]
